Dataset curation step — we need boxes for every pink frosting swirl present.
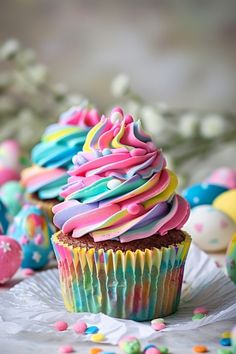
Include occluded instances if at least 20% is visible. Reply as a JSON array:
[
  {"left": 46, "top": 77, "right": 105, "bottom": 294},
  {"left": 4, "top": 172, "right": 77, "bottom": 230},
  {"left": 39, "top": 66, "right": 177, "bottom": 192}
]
[{"left": 53, "top": 108, "right": 190, "bottom": 242}]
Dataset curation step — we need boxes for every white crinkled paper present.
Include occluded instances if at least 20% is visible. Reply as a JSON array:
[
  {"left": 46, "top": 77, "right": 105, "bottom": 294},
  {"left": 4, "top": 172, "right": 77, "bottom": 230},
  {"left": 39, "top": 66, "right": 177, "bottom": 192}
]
[{"left": 0, "top": 244, "right": 236, "bottom": 346}]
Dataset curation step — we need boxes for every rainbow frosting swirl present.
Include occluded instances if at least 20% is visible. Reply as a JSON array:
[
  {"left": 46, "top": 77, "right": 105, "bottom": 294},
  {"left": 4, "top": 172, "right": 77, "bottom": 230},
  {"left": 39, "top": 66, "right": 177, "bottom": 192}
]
[
  {"left": 22, "top": 106, "right": 100, "bottom": 200},
  {"left": 53, "top": 107, "right": 190, "bottom": 242}
]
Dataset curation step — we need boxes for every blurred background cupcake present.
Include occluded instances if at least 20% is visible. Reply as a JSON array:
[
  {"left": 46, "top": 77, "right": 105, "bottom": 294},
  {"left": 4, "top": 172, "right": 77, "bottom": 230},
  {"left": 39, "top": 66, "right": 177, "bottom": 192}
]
[{"left": 21, "top": 104, "right": 101, "bottom": 220}]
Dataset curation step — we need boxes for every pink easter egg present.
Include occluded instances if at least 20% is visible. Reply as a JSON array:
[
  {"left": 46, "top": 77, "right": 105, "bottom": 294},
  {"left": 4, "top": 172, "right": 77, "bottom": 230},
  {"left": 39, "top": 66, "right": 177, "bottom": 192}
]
[
  {"left": 205, "top": 167, "right": 236, "bottom": 189},
  {"left": 0, "top": 235, "right": 22, "bottom": 284},
  {"left": 0, "top": 167, "right": 20, "bottom": 186},
  {"left": 0, "top": 140, "right": 21, "bottom": 171}
]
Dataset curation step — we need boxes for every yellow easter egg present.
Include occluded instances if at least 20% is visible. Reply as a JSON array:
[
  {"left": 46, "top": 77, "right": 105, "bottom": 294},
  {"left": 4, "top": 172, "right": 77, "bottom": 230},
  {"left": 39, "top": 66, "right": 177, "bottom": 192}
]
[{"left": 213, "top": 189, "right": 236, "bottom": 223}]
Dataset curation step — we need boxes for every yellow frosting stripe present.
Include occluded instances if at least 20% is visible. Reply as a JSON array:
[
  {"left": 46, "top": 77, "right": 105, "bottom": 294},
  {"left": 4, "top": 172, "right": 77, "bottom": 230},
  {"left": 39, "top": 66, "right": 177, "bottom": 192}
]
[
  {"left": 83, "top": 119, "right": 105, "bottom": 152},
  {"left": 43, "top": 127, "right": 78, "bottom": 142},
  {"left": 143, "top": 170, "right": 178, "bottom": 209},
  {"left": 112, "top": 122, "right": 125, "bottom": 148}
]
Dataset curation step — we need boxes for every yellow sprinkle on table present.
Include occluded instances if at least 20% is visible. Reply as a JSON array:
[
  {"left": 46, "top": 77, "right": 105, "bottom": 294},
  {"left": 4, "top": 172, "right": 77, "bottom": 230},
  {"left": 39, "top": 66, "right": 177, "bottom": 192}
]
[
  {"left": 221, "top": 331, "right": 231, "bottom": 339},
  {"left": 91, "top": 333, "right": 106, "bottom": 342}
]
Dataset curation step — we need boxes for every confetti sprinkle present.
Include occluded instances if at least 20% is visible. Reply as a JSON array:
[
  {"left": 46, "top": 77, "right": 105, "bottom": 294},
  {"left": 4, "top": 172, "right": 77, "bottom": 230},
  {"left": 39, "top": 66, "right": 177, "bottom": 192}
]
[
  {"left": 54, "top": 321, "right": 68, "bottom": 332},
  {"left": 220, "top": 338, "right": 231, "bottom": 346},
  {"left": 192, "top": 313, "right": 206, "bottom": 321},
  {"left": 91, "top": 333, "right": 106, "bottom": 342},
  {"left": 192, "top": 345, "right": 208, "bottom": 353},
  {"left": 85, "top": 326, "right": 99, "bottom": 335},
  {"left": 151, "top": 322, "right": 166, "bottom": 331},
  {"left": 73, "top": 321, "right": 87, "bottom": 334},
  {"left": 59, "top": 345, "right": 74, "bottom": 353},
  {"left": 193, "top": 307, "right": 208, "bottom": 315}
]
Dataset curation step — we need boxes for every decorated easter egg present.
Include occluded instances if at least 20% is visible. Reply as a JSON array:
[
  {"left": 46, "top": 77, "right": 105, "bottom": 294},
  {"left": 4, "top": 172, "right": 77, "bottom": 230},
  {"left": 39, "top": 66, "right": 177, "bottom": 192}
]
[
  {"left": 0, "top": 140, "right": 21, "bottom": 171},
  {"left": 9, "top": 205, "right": 54, "bottom": 269},
  {"left": 205, "top": 167, "right": 236, "bottom": 189},
  {"left": 182, "top": 183, "right": 228, "bottom": 208},
  {"left": 213, "top": 189, "right": 236, "bottom": 223},
  {"left": 183, "top": 205, "right": 236, "bottom": 251},
  {"left": 226, "top": 233, "right": 236, "bottom": 284},
  {"left": 0, "top": 236, "right": 22, "bottom": 284},
  {"left": 0, "top": 199, "right": 9, "bottom": 234},
  {"left": 0, "top": 181, "right": 25, "bottom": 217}
]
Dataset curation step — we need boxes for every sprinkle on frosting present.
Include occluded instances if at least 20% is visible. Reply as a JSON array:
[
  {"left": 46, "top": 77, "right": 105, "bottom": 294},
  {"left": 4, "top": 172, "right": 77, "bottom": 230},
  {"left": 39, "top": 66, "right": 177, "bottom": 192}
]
[
  {"left": 21, "top": 105, "right": 101, "bottom": 200},
  {"left": 53, "top": 107, "right": 190, "bottom": 242}
]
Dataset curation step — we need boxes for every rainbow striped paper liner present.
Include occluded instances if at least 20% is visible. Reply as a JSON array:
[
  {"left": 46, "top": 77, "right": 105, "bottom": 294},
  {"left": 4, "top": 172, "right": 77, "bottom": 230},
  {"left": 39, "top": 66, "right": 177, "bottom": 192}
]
[
  {"left": 52, "top": 232, "right": 191, "bottom": 321},
  {"left": 226, "top": 232, "right": 236, "bottom": 285}
]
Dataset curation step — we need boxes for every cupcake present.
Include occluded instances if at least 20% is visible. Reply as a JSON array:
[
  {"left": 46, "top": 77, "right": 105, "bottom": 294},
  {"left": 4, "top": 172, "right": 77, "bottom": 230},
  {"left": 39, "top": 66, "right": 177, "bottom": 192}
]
[
  {"left": 52, "top": 107, "right": 191, "bottom": 321},
  {"left": 21, "top": 105, "right": 101, "bottom": 220}
]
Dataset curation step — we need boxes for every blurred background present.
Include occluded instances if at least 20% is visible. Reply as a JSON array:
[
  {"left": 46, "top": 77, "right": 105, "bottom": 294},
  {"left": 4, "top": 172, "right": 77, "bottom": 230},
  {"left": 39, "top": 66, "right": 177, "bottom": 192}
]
[{"left": 0, "top": 0, "right": 236, "bottom": 184}]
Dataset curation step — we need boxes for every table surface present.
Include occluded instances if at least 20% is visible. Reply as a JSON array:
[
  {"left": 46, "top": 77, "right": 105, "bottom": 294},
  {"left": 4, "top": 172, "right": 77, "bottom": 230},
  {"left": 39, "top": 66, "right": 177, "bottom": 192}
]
[{"left": 1, "top": 251, "right": 235, "bottom": 354}]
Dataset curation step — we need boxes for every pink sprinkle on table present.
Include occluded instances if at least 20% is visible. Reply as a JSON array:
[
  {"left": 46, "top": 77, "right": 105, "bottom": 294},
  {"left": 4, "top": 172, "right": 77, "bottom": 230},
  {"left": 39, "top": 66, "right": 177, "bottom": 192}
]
[
  {"left": 193, "top": 307, "right": 208, "bottom": 315},
  {"left": 151, "top": 322, "right": 166, "bottom": 331},
  {"left": 22, "top": 268, "right": 35, "bottom": 276},
  {"left": 59, "top": 345, "right": 74, "bottom": 353},
  {"left": 54, "top": 321, "right": 68, "bottom": 332},
  {"left": 73, "top": 321, "right": 87, "bottom": 334}
]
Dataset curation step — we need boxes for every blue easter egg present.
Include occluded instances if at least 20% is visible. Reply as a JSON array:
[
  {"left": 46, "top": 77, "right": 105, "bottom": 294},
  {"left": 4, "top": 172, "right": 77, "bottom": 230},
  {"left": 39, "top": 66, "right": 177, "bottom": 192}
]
[
  {"left": 182, "top": 183, "right": 228, "bottom": 208},
  {"left": 0, "top": 199, "right": 9, "bottom": 234},
  {"left": 8, "top": 205, "right": 54, "bottom": 269}
]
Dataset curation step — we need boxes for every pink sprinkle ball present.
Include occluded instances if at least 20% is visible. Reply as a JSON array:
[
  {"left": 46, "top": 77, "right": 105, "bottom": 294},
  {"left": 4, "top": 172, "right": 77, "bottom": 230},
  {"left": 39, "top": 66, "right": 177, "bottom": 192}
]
[
  {"left": 145, "top": 349, "right": 161, "bottom": 354},
  {"left": 54, "top": 321, "right": 68, "bottom": 332},
  {"left": 59, "top": 345, "right": 74, "bottom": 353},
  {"left": 193, "top": 307, "right": 208, "bottom": 315},
  {"left": 151, "top": 322, "right": 166, "bottom": 331},
  {"left": 22, "top": 268, "right": 35, "bottom": 276},
  {"left": 73, "top": 321, "right": 87, "bottom": 334}
]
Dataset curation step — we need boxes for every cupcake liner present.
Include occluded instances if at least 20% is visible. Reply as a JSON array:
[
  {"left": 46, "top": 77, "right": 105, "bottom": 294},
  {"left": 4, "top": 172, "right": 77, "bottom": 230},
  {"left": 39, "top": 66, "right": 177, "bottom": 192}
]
[
  {"left": 25, "top": 193, "right": 57, "bottom": 222},
  {"left": 52, "top": 232, "right": 191, "bottom": 321},
  {"left": 226, "top": 232, "right": 236, "bottom": 284}
]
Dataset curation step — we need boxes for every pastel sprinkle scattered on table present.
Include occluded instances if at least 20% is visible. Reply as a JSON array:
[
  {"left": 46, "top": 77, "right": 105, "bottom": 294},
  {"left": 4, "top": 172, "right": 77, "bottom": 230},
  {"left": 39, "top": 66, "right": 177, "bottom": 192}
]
[
  {"left": 151, "top": 322, "right": 166, "bottom": 331},
  {"left": 59, "top": 345, "right": 74, "bottom": 353},
  {"left": 158, "top": 346, "right": 169, "bottom": 354},
  {"left": 85, "top": 326, "right": 99, "bottom": 334},
  {"left": 193, "top": 307, "right": 208, "bottom": 315},
  {"left": 89, "top": 348, "right": 103, "bottom": 354},
  {"left": 119, "top": 336, "right": 141, "bottom": 353},
  {"left": 192, "top": 313, "right": 206, "bottom": 321},
  {"left": 21, "top": 268, "right": 35, "bottom": 276},
  {"left": 217, "top": 349, "right": 233, "bottom": 354},
  {"left": 145, "top": 348, "right": 161, "bottom": 354},
  {"left": 73, "top": 321, "right": 87, "bottom": 334},
  {"left": 221, "top": 332, "right": 231, "bottom": 339},
  {"left": 143, "top": 345, "right": 157, "bottom": 352},
  {"left": 54, "top": 321, "right": 68, "bottom": 332},
  {"left": 219, "top": 338, "right": 231, "bottom": 346},
  {"left": 91, "top": 333, "right": 106, "bottom": 342},
  {"left": 192, "top": 345, "right": 208, "bottom": 353},
  {"left": 151, "top": 318, "right": 165, "bottom": 325}
]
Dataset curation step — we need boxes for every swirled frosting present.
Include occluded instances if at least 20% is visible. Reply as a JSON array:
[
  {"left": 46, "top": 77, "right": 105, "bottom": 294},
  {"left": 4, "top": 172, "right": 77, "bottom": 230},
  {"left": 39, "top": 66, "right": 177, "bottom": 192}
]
[
  {"left": 21, "top": 106, "right": 101, "bottom": 200},
  {"left": 53, "top": 107, "right": 190, "bottom": 242}
]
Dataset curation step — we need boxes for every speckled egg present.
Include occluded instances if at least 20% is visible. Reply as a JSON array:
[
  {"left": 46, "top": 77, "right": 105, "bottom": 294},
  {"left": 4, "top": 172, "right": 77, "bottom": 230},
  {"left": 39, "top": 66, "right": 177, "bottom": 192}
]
[
  {"left": 0, "top": 181, "right": 25, "bottom": 217},
  {"left": 0, "top": 235, "right": 22, "bottom": 284},
  {"left": 0, "top": 199, "right": 9, "bottom": 234},
  {"left": 9, "top": 205, "right": 54, "bottom": 269},
  {"left": 226, "top": 233, "right": 236, "bottom": 284},
  {"left": 213, "top": 189, "right": 236, "bottom": 223},
  {"left": 205, "top": 167, "right": 236, "bottom": 189},
  {"left": 182, "top": 183, "right": 228, "bottom": 208},
  {"left": 183, "top": 205, "right": 236, "bottom": 251}
]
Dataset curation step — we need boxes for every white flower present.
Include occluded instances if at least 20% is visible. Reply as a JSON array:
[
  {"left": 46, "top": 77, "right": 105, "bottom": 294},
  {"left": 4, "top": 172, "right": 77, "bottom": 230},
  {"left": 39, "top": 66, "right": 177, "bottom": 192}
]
[
  {"left": 26, "top": 65, "right": 48, "bottom": 86},
  {"left": 200, "top": 114, "right": 226, "bottom": 139},
  {"left": 0, "top": 39, "right": 20, "bottom": 60},
  {"left": 65, "top": 94, "right": 83, "bottom": 107},
  {"left": 16, "top": 48, "right": 36, "bottom": 66},
  {"left": 141, "top": 105, "right": 165, "bottom": 135},
  {"left": 178, "top": 113, "right": 200, "bottom": 138},
  {"left": 111, "top": 74, "right": 130, "bottom": 98}
]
